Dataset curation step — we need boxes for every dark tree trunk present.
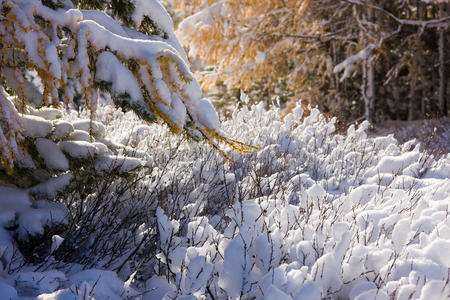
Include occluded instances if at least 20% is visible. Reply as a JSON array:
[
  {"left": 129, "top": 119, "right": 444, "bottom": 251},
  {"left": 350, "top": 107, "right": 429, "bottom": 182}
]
[
  {"left": 409, "top": 0, "right": 424, "bottom": 120},
  {"left": 364, "top": 6, "right": 376, "bottom": 124},
  {"left": 438, "top": 4, "right": 448, "bottom": 117}
]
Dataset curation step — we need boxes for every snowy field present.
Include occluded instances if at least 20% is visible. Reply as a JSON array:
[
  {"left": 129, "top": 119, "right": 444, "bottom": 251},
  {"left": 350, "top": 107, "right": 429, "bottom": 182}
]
[{"left": 1, "top": 100, "right": 449, "bottom": 299}]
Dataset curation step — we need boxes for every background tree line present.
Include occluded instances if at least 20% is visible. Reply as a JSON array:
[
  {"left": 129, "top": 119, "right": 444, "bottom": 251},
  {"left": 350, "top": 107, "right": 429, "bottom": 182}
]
[{"left": 171, "top": 0, "right": 450, "bottom": 124}]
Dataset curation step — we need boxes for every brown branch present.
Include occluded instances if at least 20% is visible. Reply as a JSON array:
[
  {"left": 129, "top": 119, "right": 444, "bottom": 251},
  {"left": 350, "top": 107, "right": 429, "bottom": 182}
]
[
  {"left": 276, "top": 27, "right": 353, "bottom": 42},
  {"left": 342, "top": 0, "right": 450, "bottom": 28},
  {"left": 279, "top": 33, "right": 321, "bottom": 40}
]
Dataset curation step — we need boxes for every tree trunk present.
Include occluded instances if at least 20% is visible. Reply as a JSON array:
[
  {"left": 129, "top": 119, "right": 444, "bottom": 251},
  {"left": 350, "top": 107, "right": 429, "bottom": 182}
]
[
  {"left": 438, "top": 3, "right": 448, "bottom": 117},
  {"left": 364, "top": 6, "right": 376, "bottom": 124},
  {"left": 366, "top": 57, "right": 375, "bottom": 123},
  {"left": 409, "top": 0, "right": 423, "bottom": 120}
]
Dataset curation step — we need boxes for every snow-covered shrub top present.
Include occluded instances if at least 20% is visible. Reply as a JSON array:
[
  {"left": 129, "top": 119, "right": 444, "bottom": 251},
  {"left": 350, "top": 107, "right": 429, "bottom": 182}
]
[
  {"left": 2, "top": 100, "right": 449, "bottom": 299},
  {"left": 101, "top": 101, "right": 450, "bottom": 299}
]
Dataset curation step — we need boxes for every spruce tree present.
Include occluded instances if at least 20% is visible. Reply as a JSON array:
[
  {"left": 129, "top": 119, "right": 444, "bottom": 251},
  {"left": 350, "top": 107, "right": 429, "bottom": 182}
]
[{"left": 0, "top": 0, "right": 255, "bottom": 179}]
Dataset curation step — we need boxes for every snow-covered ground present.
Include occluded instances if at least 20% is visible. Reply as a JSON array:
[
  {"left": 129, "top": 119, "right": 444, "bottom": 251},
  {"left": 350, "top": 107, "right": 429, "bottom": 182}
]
[{"left": 0, "top": 100, "right": 449, "bottom": 299}]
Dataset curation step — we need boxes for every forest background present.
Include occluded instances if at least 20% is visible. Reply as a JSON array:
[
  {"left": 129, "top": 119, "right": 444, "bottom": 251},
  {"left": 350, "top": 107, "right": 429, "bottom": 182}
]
[{"left": 168, "top": 0, "right": 449, "bottom": 125}]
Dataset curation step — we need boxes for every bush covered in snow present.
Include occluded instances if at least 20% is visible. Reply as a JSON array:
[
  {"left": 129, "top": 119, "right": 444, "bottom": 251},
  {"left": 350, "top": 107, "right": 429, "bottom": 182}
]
[{"left": 1, "top": 99, "right": 449, "bottom": 299}]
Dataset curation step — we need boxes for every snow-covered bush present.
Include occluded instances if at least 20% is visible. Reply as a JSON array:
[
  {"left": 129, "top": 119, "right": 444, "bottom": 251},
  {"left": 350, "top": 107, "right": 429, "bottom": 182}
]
[
  {"left": 1, "top": 99, "right": 447, "bottom": 299},
  {"left": 132, "top": 101, "right": 448, "bottom": 299}
]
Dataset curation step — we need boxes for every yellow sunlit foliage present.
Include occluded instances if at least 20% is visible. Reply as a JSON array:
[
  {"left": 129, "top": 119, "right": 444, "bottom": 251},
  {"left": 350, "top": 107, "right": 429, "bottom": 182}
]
[
  {"left": 173, "top": 0, "right": 353, "bottom": 111},
  {"left": 172, "top": 0, "right": 449, "bottom": 122}
]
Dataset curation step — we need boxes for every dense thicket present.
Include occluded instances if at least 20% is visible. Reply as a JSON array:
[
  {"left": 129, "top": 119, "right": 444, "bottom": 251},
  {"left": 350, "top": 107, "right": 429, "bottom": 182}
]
[{"left": 173, "top": 0, "right": 450, "bottom": 123}]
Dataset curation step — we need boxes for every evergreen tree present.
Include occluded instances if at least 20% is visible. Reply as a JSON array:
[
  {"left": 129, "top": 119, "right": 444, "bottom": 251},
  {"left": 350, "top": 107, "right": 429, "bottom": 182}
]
[{"left": 0, "top": 0, "right": 255, "bottom": 177}]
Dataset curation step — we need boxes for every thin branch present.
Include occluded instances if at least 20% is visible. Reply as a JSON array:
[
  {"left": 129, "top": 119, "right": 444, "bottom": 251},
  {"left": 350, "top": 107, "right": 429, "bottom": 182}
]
[
  {"left": 279, "top": 33, "right": 321, "bottom": 40},
  {"left": 276, "top": 27, "right": 354, "bottom": 42},
  {"left": 342, "top": 0, "right": 450, "bottom": 28}
]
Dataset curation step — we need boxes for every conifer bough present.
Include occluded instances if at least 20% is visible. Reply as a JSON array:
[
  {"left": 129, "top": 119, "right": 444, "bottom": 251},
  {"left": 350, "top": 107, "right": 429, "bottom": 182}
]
[{"left": 0, "top": 0, "right": 256, "bottom": 173}]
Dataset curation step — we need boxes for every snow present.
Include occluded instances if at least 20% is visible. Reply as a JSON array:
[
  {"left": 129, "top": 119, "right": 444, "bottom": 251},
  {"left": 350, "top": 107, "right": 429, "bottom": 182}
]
[
  {"left": 255, "top": 51, "right": 267, "bottom": 64},
  {"left": 36, "top": 138, "right": 69, "bottom": 171},
  {"left": 66, "top": 129, "right": 90, "bottom": 142},
  {"left": 334, "top": 44, "right": 376, "bottom": 81},
  {"left": 367, "top": 150, "right": 421, "bottom": 176},
  {"left": 94, "top": 155, "right": 143, "bottom": 173},
  {"left": 28, "top": 107, "right": 62, "bottom": 120},
  {"left": 421, "top": 0, "right": 449, "bottom": 3},
  {"left": 37, "top": 269, "right": 139, "bottom": 299},
  {"left": 51, "top": 120, "right": 74, "bottom": 140},
  {"left": 58, "top": 140, "right": 96, "bottom": 159},
  {"left": 144, "top": 276, "right": 175, "bottom": 299},
  {"left": 29, "top": 173, "right": 74, "bottom": 198},
  {"left": 5, "top": 0, "right": 222, "bottom": 156},
  {"left": 81, "top": 10, "right": 129, "bottom": 38},
  {"left": 265, "top": 285, "right": 291, "bottom": 300},
  {"left": 51, "top": 235, "right": 64, "bottom": 253},
  {"left": 0, "top": 187, "right": 69, "bottom": 243},
  {"left": 45, "top": 42, "right": 61, "bottom": 79},
  {"left": 416, "top": 239, "right": 450, "bottom": 268},
  {"left": 178, "top": 2, "right": 225, "bottom": 58},
  {"left": 20, "top": 115, "right": 53, "bottom": 138},
  {"left": 69, "top": 269, "right": 138, "bottom": 299},
  {"left": 354, "top": 289, "right": 388, "bottom": 300},
  {"left": 76, "top": 16, "right": 218, "bottom": 130},
  {"left": 1, "top": 4, "right": 450, "bottom": 289},
  {"left": 184, "top": 256, "right": 214, "bottom": 294},
  {"left": 72, "top": 120, "right": 106, "bottom": 138},
  {"left": 132, "top": 0, "right": 188, "bottom": 63},
  {"left": 219, "top": 238, "right": 246, "bottom": 298},
  {"left": 93, "top": 141, "right": 109, "bottom": 155},
  {"left": 193, "top": 98, "right": 221, "bottom": 130},
  {"left": 0, "top": 281, "right": 18, "bottom": 299},
  {"left": 306, "top": 183, "right": 326, "bottom": 205},
  {"left": 419, "top": 280, "right": 450, "bottom": 300},
  {"left": 13, "top": 271, "right": 67, "bottom": 297},
  {"left": 2, "top": 100, "right": 450, "bottom": 298},
  {"left": 392, "top": 218, "right": 411, "bottom": 253},
  {"left": 0, "top": 187, "right": 32, "bottom": 222},
  {"left": 311, "top": 253, "right": 343, "bottom": 293},
  {"left": 295, "top": 281, "right": 322, "bottom": 299},
  {"left": 95, "top": 51, "right": 143, "bottom": 104}
]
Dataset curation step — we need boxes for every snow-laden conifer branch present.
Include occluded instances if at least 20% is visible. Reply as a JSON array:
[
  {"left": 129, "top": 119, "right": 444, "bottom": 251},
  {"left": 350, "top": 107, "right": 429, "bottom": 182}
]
[
  {"left": 0, "top": 0, "right": 255, "bottom": 172},
  {"left": 0, "top": 87, "right": 23, "bottom": 174}
]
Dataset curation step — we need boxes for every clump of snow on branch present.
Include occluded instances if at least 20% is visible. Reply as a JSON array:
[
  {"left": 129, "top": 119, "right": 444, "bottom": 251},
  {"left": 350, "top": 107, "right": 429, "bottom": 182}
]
[{"left": 333, "top": 45, "right": 376, "bottom": 81}]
